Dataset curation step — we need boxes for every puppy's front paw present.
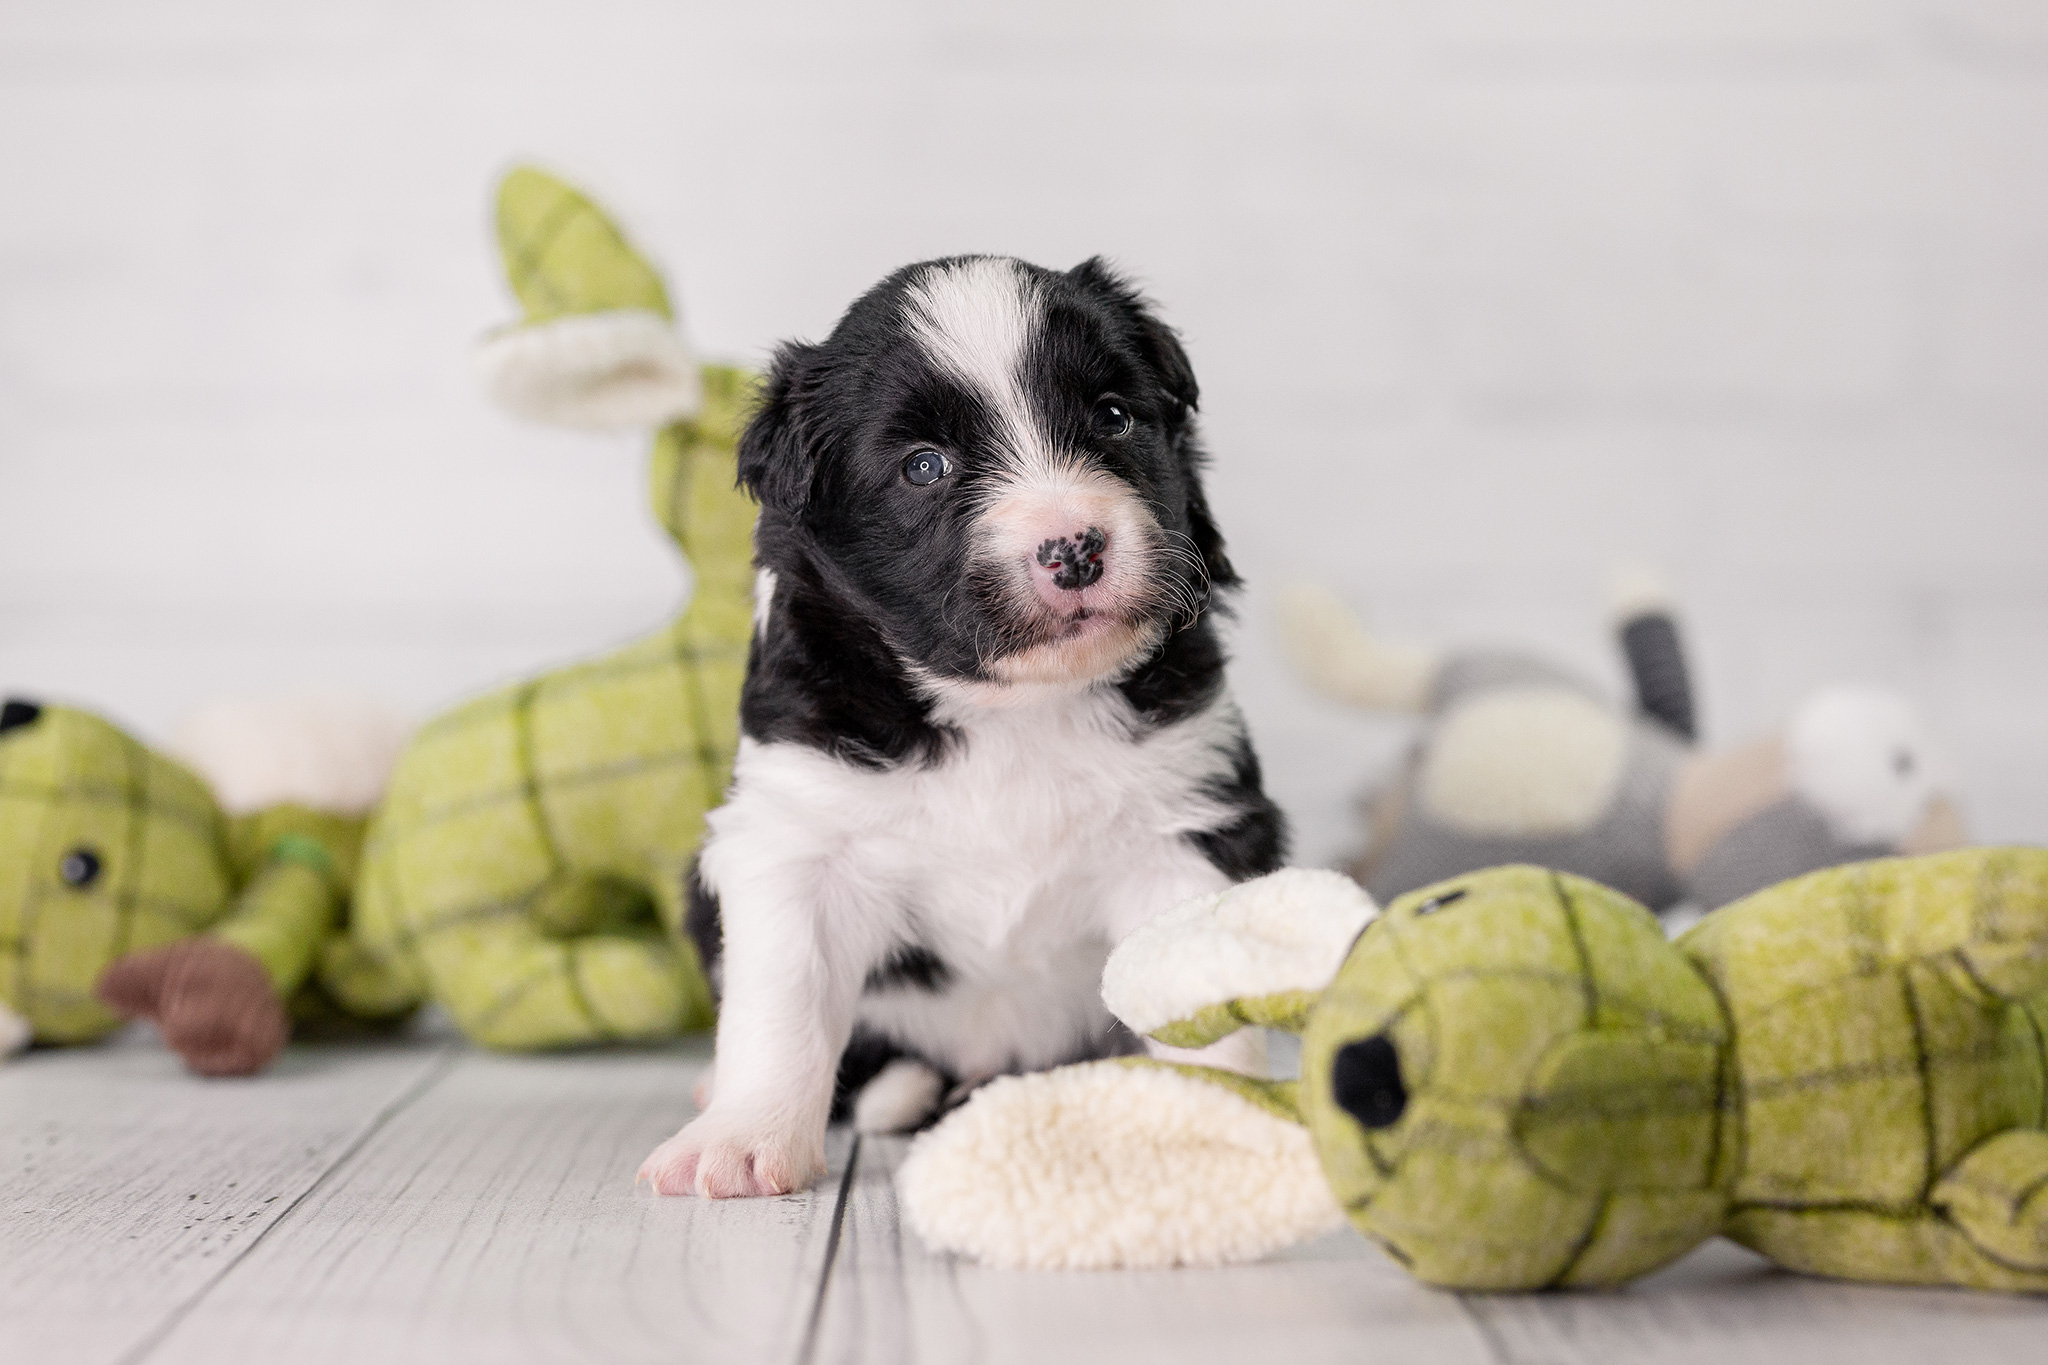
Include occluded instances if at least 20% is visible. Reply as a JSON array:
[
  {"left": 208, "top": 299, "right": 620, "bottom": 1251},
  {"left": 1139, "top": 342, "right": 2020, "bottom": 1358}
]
[{"left": 638, "top": 1110, "right": 824, "bottom": 1198}]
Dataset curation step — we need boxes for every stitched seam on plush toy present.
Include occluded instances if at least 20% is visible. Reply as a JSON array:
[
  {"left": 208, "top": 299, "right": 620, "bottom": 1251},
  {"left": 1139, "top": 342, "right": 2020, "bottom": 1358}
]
[
  {"left": 504, "top": 184, "right": 589, "bottom": 321},
  {"left": 111, "top": 731, "right": 148, "bottom": 962},
  {"left": 0, "top": 778, "right": 216, "bottom": 830},
  {"left": 1741, "top": 1038, "right": 2019, "bottom": 1101},
  {"left": 404, "top": 640, "right": 746, "bottom": 744},
  {"left": 2017, "top": 1004, "right": 2048, "bottom": 1129},
  {"left": 562, "top": 941, "right": 613, "bottom": 1042},
  {"left": 2008, "top": 1166, "right": 2048, "bottom": 1221},
  {"left": 511, "top": 681, "right": 566, "bottom": 878},
  {"left": 1903, "top": 968, "right": 1940, "bottom": 1200},
  {"left": 386, "top": 743, "right": 730, "bottom": 835},
  {"left": 1687, "top": 958, "right": 1744, "bottom": 1192},
  {"left": 1548, "top": 1192, "right": 1610, "bottom": 1288},
  {"left": 1553, "top": 869, "right": 1598, "bottom": 1027}
]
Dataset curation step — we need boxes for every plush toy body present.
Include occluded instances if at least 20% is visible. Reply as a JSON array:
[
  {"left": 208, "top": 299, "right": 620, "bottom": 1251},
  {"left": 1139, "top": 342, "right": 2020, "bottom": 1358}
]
[
  {"left": 1279, "top": 584, "right": 1966, "bottom": 913},
  {"left": 0, "top": 699, "right": 398, "bottom": 1074},
  {"left": 903, "top": 849, "right": 2048, "bottom": 1294},
  {"left": 328, "top": 169, "right": 756, "bottom": 1049}
]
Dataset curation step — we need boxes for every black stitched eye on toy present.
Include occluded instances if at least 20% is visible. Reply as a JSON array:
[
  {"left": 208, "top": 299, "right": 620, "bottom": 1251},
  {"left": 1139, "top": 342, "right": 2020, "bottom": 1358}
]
[
  {"left": 1332, "top": 1034, "right": 1407, "bottom": 1130},
  {"left": 1090, "top": 395, "right": 1133, "bottom": 438},
  {"left": 902, "top": 449, "right": 949, "bottom": 486},
  {"left": 59, "top": 847, "right": 103, "bottom": 889},
  {"left": 1414, "top": 888, "right": 1467, "bottom": 916},
  {"left": 0, "top": 698, "right": 42, "bottom": 734}
]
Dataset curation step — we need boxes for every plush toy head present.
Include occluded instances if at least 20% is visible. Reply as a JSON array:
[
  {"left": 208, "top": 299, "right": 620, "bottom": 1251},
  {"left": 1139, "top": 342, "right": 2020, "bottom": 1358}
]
[
  {"left": 906, "top": 850, "right": 2048, "bottom": 1294},
  {"left": 1300, "top": 866, "right": 1733, "bottom": 1289},
  {"left": 0, "top": 699, "right": 231, "bottom": 1044}
]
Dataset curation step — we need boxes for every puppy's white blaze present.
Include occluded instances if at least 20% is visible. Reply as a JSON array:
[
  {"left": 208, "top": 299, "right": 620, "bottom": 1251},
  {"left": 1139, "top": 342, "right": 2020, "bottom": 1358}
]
[{"left": 905, "top": 258, "right": 1049, "bottom": 476}]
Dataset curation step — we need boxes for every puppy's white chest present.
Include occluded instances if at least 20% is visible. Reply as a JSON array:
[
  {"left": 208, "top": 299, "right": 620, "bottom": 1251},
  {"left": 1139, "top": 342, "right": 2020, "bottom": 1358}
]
[{"left": 715, "top": 688, "right": 1240, "bottom": 958}]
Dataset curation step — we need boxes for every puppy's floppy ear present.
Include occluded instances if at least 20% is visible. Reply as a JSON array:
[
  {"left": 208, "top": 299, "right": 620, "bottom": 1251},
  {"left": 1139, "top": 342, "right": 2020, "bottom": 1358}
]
[
  {"left": 1067, "top": 256, "right": 1199, "bottom": 425},
  {"left": 738, "top": 340, "right": 825, "bottom": 515},
  {"left": 1067, "top": 257, "right": 1231, "bottom": 589}
]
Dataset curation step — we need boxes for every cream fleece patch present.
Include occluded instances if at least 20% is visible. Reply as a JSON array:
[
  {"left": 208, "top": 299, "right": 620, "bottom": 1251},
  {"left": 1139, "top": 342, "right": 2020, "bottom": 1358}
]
[
  {"left": 0, "top": 999, "right": 31, "bottom": 1057},
  {"left": 897, "top": 1061, "right": 1340, "bottom": 1269},
  {"left": 475, "top": 309, "right": 701, "bottom": 430},
  {"left": 171, "top": 694, "right": 410, "bottom": 816},
  {"left": 1419, "top": 687, "right": 1627, "bottom": 836},
  {"left": 1102, "top": 868, "right": 1376, "bottom": 1039}
]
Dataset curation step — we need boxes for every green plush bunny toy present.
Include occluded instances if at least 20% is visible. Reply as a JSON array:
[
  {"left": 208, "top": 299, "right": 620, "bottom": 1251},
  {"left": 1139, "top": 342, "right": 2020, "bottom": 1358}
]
[
  {"left": 901, "top": 850, "right": 2048, "bottom": 1293},
  {"left": 325, "top": 168, "right": 757, "bottom": 1049},
  {"left": 0, "top": 697, "right": 401, "bottom": 1075}
]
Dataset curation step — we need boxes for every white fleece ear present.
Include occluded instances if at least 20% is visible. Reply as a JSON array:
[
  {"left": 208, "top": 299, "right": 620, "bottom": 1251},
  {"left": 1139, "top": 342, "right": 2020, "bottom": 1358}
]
[
  {"left": 170, "top": 694, "right": 411, "bottom": 816},
  {"left": 0, "top": 999, "right": 31, "bottom": 1058},
  {"left": 897, "top": 1061, "right": 1340, "bottom": 1269},
  {"left": 474, "top": 308, "right": 701, "bottom": 431},
  {"left": 1786, "top": 686, "right": 1952, "bottom": 845},
  {"left": 1102, "top": 868, "right": 1377, "bottom": 1038}
]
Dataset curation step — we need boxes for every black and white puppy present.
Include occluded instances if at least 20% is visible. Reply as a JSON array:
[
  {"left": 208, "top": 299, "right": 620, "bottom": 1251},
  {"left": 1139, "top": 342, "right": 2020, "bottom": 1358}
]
[{"left": 640, "top": 256, "right": 1284, "bottom": 1198}]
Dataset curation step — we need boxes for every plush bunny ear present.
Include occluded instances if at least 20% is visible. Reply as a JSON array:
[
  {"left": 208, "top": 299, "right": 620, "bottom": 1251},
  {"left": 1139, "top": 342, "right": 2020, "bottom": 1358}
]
[
  {"left": 896, "top": 1059, "right": 1340, "bottom": 1270},
  {"left": 473, "top": 165, "right": 701, "bottom": 431},
  {"left": 1103, "top": 868, "right": 1377, "bottom": 1049}
]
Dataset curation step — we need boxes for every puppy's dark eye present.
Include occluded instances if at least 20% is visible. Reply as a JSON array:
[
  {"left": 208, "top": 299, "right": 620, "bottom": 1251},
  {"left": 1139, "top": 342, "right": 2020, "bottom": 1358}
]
[
  {"left": 1090, "top": 396, "right": 1134, "bottom": 438},
  {"left": 59, "top": 847, "right": 103, "bottom": 888},
  {"left": 902, "top": 449, "right": 949, "bottom": 487}
]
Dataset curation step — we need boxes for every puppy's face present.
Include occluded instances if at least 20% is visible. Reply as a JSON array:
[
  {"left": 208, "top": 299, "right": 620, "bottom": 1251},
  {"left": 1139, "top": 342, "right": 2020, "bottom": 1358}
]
[{"left": 740, "top": 256, "right": 1232, "bottom": 689}]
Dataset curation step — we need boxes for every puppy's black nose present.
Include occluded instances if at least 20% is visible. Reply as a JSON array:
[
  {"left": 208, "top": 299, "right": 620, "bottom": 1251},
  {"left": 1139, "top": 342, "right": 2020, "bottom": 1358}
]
[
  {"left": 1, "top": 698, "right": 43, "bottom": 734},
  {"left": 1332, "top": 1034, "right": 1407, "bottom": 1130},
  {"left": 1034, "top": 527, "right": 1107, "bottom": 592}
]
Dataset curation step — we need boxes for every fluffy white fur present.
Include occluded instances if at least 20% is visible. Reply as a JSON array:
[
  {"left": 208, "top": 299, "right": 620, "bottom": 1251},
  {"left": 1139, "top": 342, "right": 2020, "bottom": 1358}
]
[
  {"left": 1276, "top": 583, "right": 1439, "bottom": 713},
  {"left": 1103, "top": 868, "right": 1376, "bottom": 1038},
  {"left": 897, "top": 1060, "right": 1341, "bottom": 1269},
  {"left": 0, "top": 999, "right": 31, "bottom": 1057},
  {"left": 641, "top": 688, "right": 1250, "bottom": 1198},
  {"left": 1419, "top": 687, "right": 1628, "bottom": 836},
  {"left": 474, "top": 308, "right": 701, "bottom": 431},
  {"left": 852, "top": 1057, "right": 948, "bottom": 1134},
  {"left": 171, "top": 694, "right": 410, "bottom": 817},
  {"left": 905, "top": 258, "right": 1046, "bottom": 477},
  {"left": 1787, "top": 686, "right": 1951, "bottom": 844}
]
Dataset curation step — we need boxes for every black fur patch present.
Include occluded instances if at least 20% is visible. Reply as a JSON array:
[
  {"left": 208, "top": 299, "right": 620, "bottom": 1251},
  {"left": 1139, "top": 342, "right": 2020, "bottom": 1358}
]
[
  {"left": 683, "top": 862, "right": 724, "bottom": 996},
  {"left": 863, "top": 942, "right": 954, "bottom": 994},
  {"left": 830, "top": 1028, "right": 956, "bottom": 1124},
  {"left": 1186, "top": 730, "right": 1289, "bottom": 880}
]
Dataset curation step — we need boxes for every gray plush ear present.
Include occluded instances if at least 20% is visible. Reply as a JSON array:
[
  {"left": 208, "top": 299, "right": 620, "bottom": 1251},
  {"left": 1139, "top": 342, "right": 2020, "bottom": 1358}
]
[
  {"left": 896, "top": 1060, "right": 1339, "bottom": 1270},
  {"left": 1102, "top": 868, "right": 1377, "bottom": 1049}
]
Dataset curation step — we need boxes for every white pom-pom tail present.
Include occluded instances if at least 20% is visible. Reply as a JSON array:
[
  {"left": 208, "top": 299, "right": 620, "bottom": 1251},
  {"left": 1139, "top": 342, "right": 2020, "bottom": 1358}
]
[{"left": 475, "top": 309, "right": 701, "bottom": 431}]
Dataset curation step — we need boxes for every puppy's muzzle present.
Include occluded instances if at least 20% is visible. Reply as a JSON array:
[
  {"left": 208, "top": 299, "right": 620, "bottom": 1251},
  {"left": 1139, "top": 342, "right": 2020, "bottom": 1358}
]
[{"left": 1034, "top": 527, "right": 1107, "bottom": 593}]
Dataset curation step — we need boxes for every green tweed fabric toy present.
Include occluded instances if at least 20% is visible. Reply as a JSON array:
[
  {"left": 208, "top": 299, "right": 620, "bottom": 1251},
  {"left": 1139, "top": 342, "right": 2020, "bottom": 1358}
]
[
  {"left": 0, "top": 699, "right": 391, "bottom": 1075},
  {"left": 328, "top": 168, "right": 756, "bottom": 1050},
  {"left": 901, "top": 850, "right": 2048, "bottom": 1293}
]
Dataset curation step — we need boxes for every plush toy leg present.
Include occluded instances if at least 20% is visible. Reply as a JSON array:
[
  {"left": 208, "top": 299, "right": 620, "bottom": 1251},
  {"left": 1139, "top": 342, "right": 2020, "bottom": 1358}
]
[
  {"left": 896, "top": 1059, "right": 1340, "bottom": 1270},
  {"left": 1103, "top": 867, "right": 1377, "bottom": 1048},
  {"left": 415, "top": 912, "right": 712, "bottom": 1051},
  {"left": 0, "top": 999, "right": 31, "bottom": 1058},
  {"left": 96, "top": 940, "right": 290, "bottom": 1076},
  {"left": 1933, "top": 1129, "right": 2048, "bottom": 1273}
]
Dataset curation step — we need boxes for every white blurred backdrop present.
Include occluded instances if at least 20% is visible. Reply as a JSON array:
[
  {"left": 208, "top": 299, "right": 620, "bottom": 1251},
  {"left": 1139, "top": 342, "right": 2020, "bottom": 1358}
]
[{"left": 2, "top": 1, "right": 2043, "bottom": 863}]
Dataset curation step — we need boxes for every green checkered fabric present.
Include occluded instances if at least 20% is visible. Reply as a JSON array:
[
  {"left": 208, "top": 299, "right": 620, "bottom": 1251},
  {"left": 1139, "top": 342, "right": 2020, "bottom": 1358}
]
[
  {"left": 0, "top": 704, "right": 365, "bottom": 1043},
  {"left": 1272, "top": 850, "right": 2048, "bottom": 1292},
  {"left": 330, "top": 170, "right": 756, "bottom": 1050}
]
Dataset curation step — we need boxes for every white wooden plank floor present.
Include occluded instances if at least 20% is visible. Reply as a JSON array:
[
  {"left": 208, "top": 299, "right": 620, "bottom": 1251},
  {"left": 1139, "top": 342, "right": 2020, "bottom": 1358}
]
[{"left": 7, "top": 1032, "right": 2047, "bottom": 1365}]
